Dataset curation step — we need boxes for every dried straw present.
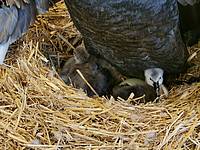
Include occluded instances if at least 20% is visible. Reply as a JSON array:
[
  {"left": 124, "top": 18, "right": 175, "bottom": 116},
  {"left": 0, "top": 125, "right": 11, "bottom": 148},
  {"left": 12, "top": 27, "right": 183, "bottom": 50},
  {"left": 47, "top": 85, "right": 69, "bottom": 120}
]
[{"left": 0, "top": 1, "right": 199, "bottom": 149}]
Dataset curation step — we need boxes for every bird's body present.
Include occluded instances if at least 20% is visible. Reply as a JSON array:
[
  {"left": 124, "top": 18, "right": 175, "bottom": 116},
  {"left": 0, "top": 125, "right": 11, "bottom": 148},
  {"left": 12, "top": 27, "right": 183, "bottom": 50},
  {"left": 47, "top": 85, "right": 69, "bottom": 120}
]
[
  {"left": 60, "top": 46, "right": 114, "bottom": 97},
  {"left": 64, "top": 0, "right": 188, "bottom": 80},
  {"left": 112, "top": 78, "right": 157, "bottom": 102},
  {"left": 61, "top": 59, "right": 111, "bottom": 97},
  {"left": 0, "top": 0, "right": 49, "bottom": 64}
]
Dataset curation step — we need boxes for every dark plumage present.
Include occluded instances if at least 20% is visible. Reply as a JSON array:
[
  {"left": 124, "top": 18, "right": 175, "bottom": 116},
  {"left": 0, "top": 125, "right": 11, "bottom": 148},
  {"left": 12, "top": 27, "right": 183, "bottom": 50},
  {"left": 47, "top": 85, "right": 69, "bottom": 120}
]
[
  {"left": 64, "top": 0, "right": 189, "bottom": 80},
  {"left": 60, "top": 46, "right": 114, "bottom": 97},
  {"left": 0, "top": 0, "right": 49, "bottom": 63},
  {"left": 178, "top": 1, "right": 200, "bottom": 45},
  {"left": 112, "top": 78, "right": 157, "bottom": 102}
]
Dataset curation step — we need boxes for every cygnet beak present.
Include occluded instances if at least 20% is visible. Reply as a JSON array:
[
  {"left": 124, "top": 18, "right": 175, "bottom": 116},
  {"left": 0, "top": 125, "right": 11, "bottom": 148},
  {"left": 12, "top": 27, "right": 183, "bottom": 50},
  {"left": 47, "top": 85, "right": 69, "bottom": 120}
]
[
  {"left": 153, "top": 81, "right": 160, "bottom": 97},
  {"left": 153, "top": 81, "right": 169, "bottom": 98}
]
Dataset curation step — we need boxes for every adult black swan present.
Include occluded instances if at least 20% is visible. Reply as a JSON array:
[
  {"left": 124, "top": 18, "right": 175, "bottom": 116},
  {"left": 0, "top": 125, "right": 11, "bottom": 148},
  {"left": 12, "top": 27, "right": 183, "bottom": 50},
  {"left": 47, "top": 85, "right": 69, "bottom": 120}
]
[
  {"left": 64, "top": 0, "right": 193, "bottom": 95},
  {"left": 0, "top": 0, "right": 50, "bottom": 64}
]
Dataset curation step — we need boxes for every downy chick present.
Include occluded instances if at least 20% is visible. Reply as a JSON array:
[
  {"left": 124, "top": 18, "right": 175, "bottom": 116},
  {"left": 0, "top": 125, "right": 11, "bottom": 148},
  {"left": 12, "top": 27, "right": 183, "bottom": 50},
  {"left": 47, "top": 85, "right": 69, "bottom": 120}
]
[
  {"left": 112, "top": 78, "right": 157, "bottom": 102},
  {"left": 60, "top": 46, "right": 112, "bottom": 97}
]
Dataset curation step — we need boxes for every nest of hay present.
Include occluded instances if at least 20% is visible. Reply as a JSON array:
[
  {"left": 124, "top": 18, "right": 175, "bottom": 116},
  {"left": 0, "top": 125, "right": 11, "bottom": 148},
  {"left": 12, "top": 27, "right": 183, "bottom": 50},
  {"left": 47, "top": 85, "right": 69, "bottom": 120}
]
[{"left": 0, "top": 1, "right": 199, "bottom": 149}]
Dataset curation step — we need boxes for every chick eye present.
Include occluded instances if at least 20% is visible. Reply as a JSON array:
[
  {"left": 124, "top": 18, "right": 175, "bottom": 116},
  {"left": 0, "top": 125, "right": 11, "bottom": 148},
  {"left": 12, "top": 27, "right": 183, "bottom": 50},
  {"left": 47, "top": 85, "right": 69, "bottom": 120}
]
[
  {"left": 150, "top": 78, "right": 153, "bottom": 82},
  {"left": 159, "top": 77, "right": 162, "bottom": 80}
]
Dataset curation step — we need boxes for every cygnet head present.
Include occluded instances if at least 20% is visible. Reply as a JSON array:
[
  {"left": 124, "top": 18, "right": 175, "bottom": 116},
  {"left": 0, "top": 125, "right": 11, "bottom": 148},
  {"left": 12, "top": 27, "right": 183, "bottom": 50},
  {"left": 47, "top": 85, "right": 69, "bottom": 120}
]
[
  {"left": 74, "top": 46, "right": 90, "bottom": 64},
  {"left": 144, "top": 68, "right": 164, "bottom": 96}
]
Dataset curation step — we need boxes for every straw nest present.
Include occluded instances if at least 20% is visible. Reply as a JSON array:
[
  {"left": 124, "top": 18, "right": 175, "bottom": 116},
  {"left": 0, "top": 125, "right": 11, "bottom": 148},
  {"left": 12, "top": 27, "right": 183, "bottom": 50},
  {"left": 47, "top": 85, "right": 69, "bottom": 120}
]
[{"left": 0, "top": 1, "right": 199, "bottom": 150}]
